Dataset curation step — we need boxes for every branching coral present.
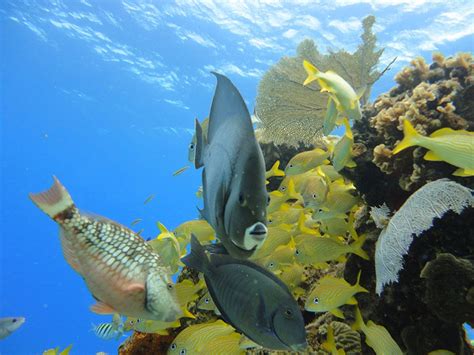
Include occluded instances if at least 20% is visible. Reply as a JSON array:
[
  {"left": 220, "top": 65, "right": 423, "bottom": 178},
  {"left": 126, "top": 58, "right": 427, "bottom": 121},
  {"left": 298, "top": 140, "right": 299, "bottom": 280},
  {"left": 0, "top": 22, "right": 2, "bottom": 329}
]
[{"left": 255, "top": 16, "right": 384, "bottom": 147}]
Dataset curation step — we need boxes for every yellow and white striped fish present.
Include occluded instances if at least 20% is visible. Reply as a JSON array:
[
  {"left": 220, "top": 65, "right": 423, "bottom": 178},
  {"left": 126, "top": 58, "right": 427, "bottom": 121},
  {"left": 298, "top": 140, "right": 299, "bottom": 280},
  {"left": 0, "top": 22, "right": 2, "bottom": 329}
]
[
  {"left": 29, "top": 177, "right": 181, "bottom": 321},
  {"left": 92, "top": 314, "right": 123, "bottom": 340}
]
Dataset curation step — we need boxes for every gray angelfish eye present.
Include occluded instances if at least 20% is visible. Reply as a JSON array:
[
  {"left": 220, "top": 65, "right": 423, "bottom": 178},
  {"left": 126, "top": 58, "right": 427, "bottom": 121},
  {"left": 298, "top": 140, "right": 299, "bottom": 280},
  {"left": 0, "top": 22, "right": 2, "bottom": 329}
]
[
  {"left": 313, "top": 297, "right": 319, "bottom": 304},
  {"left": 189, "top": 143, "right": 194, "bottom": 150},
  {"left": 283, "top": 308, "right": 294, "bottom": 319}
]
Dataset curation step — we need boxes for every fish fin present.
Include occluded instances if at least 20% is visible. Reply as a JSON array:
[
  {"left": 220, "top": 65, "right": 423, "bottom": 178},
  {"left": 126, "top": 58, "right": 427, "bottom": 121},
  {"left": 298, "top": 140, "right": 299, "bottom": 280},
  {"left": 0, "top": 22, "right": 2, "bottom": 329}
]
[
  {"left": 356, "top": 86, "right": 366, "bottom": 100},
  {"left": 392, "top": 119, "right": 420, "bottom": 154},
  {"left": 29, "top": 176, "right": 75, "bottom": 219},
  {"left": 59, "top": 227, "right": 82, "bottom": 273},
  {"left": 302, "top": 60, "right": 320, "bottom": 86},
  {"left": 157, "top": 222, "right": 169, "bottom": 234},
  {"left": 182, "top": 308, "right": 196, "bottom": 319},
  {"left": 323, "top": 97, "right": 338, "bottom": 136},
  {"left": 354, "top": 270, "right": 369, "bottom": 293},
  {"left": 346, "top": 159, "right": 357, "bottom": 168},
  {"left": 352, "top": 306, "right": 364, "bottom": 331},
  {"left": 453, "top": 168, "right": 474, "bottom": 177},
  {"left": 351, "top": 234, "right": 369, "bottom": 260},
  {"left": 194, "top": 118, "right": 205, "bottom": 169},
  {"left": 59, "top": 344, "right": 73, "bottom": 355},
  {"left": 123, "top": 283, "right": 146, "bottom": 294},
  {"left": 346, "top": 297, "right": 358, "bottom": 305},
  {"left": 429, "top": 127, "right": 457, "bottom": 137},
  {"left": 204, "top": 242, "right": 229, "bottom": 255},
  {"left": 91, "top": 301, "right": 117, "bottom": 315},
  {"left": 181, "top": 234, "right": 212, "bottom": 274},
  {"left": 330, "top": 308, "right": 345, "bottom": 319},
  {"left": 424, "top": 151, "right": 442, "bottom": 161}
]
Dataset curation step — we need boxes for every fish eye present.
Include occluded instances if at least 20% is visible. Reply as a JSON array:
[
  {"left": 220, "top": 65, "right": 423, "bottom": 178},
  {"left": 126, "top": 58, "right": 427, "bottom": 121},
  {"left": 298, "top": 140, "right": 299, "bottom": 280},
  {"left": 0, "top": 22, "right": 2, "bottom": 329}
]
[
  {"left": 239, "top": 193, "right": 246, "bottom": 206},
  {"left": 170, "top": 343, "right": 177, "bottom": 350},
  {"left": 12, "top": 319, "right": 17, "bottom": 323},
  {"left": 180, "top": 350, "right": 186, "bottom": 355},
  {"left": 267, "top": 195, "right": 271, "bottom": 205},
  {"left": 130, "top": 320, "right": 135, "bottom": 325},
  {"left": 205, "top": 298, "right": 210, "bottom": 304},
  {"left": 280, "top": 186, "right": 286, "bottom": 191},
  {"left": 289, "top": 164, "right": 293, "bottom": 168},
  {"left": 167, "top": 283, "right": 174, "bottom": 290},
  {"left": 295, "top": 249, "right": 300, "bottom": 256},
  {"left": 269, "top": 262, "right": 275, "bottom": 268},
  {"left": 312, "top": 193, "right": 317, "bottom": 199},
  {"left": 268, "top": 218, "right": 273, "bottom": 224},
  {"left": 136, "top": 319, "right": 141, "bottom": 323},
  {"left": 189, "top": 143, "right": 194, "bottom": 150},
  {"left": 284, "top": 308, "right": 293, "bottom": 318},
  {"left": 313, "top": 297, "right": 319, "bottom": 304}
]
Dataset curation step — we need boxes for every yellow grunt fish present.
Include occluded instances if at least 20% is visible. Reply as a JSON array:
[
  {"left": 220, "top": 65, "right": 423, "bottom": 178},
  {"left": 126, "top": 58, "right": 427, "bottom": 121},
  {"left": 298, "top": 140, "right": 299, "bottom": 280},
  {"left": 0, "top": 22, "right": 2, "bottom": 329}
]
[
  {"left": 305, "top": 271, "right": 368, "bottom": 318},
  {"left": 173, "top": 219, "right": 215, "bottom": 251},
  {"left": 200, "top": 332, "right": 244, "bottom": 355},
  {"left": 268, "top": 179, "right": 303, "bottom": 214},
  {"left": 392, "top": 119, "right": 474, "bottom": 177},
  {"left": 303, "top": 60, "right": 363, "bottom": 122},
  {"left": 148, "top": 223, "right": 183, "bottom": 273},
  {"left": 285, "top": 148, "right": 330, "bottom": 176},
  {"left": 197, "top": 291, "right": 221, "bottom": 315},
  {"left": 322, "top": 323, "right": 346, "bottom": 355},
  {"left": 331, "top": 118, "right": 356, "bottom": 172},
  {"left": 265, "top": 160, "right": 285, "bottom": 181},
  {"left": 267, "top": 204, "right": 305, "bottom": 226},
  {"left": 29, "top": 177, "right": 181, "bottom": 321},
  {"left": 123, "top": 317, "right": 181, "bottom": 335},
  {"left": 353, "top": 306, "right": 403, "bottom": 355}
]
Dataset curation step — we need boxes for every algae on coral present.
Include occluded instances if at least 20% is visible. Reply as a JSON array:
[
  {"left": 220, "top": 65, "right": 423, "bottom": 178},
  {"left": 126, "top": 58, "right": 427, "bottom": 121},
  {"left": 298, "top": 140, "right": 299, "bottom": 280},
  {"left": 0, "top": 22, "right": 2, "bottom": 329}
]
[
  {"left": 375, "top": 179, "right": 473, "bottom": 294},
  {"left": 255, "top": 16, "right": 384, "bottom": 146}
]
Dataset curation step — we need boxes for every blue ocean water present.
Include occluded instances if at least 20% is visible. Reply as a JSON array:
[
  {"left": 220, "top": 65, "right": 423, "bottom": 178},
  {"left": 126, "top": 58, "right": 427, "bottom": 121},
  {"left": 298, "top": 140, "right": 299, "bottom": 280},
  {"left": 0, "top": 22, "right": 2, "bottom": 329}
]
[{"left": 1, "top": 1, "right": 473, "bottom": 353}]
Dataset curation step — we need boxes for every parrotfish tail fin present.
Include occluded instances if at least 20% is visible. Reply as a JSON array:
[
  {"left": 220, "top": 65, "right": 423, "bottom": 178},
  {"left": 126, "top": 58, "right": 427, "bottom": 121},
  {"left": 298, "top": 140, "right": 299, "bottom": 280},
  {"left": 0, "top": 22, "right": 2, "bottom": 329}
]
[
  {"left": 194, "top": 118, "right": 205, "bottom": 169},
  {"left": 351, "top": 234, "right": 369, "bottom": 260},
  {"left": 302, "top": 60, "right": 319, "bottom": 86},
  {"left": 352, "top": 306, "right": 365, "bottom": 332},
  {"left": 181, "top": 234, "right": 212, "bottom": 274},
  {"left": 392, "top": 119, "right": 420, "bottom": 154},
  {"left": 29, "top": 176, "right": 75, "bottom": 219},
  {"left": 355, "top": 270, "right": 369, "bottom": 293}
]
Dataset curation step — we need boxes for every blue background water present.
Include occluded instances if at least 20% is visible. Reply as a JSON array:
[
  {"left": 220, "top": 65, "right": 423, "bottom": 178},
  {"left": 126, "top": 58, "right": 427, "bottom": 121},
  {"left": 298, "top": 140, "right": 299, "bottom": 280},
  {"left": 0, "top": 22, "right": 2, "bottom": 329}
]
[{"left": 1, "top": 1, "right": 473, "bottom": 353}]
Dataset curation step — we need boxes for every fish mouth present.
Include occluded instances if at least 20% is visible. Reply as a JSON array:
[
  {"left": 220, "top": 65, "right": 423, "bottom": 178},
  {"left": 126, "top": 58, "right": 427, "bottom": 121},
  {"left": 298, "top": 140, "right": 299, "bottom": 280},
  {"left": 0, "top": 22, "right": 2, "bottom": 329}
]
[{"left": 243, "top": 222, "right": 268, "bottom": 249}]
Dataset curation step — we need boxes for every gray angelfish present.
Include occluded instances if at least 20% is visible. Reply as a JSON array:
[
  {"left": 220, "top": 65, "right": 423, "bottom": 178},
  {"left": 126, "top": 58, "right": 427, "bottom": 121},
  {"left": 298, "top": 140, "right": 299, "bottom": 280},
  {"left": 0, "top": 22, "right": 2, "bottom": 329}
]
[
  {"left": 0, "top": 317, "right": 25, "bottom": 340},
  {"left": 182, "top": 235, "right": 307, "bottom": 351},
  {"left": 194, "top": 73, "right": 269, "bottom": 259}
]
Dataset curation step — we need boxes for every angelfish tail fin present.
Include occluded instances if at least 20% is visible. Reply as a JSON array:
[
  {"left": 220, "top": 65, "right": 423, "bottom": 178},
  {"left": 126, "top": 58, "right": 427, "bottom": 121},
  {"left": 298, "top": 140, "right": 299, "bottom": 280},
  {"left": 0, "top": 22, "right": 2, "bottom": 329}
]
[
  {"left": 392, "top": 119, "right": 420, "bottom": 154},
  {"left": 29, "top": 176, "right": 75, "bottom": 219}
]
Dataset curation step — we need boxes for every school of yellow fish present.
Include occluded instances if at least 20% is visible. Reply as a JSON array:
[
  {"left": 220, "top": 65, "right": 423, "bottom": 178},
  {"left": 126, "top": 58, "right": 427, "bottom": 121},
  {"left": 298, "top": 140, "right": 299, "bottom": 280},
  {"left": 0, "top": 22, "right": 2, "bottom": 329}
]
[{"left": 35, "top": 59, "right": 474, "bottom": 354}]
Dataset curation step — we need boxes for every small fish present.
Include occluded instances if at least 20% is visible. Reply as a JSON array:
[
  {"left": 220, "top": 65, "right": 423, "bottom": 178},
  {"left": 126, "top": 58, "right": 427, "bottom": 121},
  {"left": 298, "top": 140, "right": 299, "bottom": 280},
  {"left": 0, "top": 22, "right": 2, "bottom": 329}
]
[
  {"left": 148, "top": 223, "right": 183, "bottom": 273},
  {"left": 173, "top": 219, "right": 215, "bottom": 251},
  {"left": 352, "top": 306, "right": 403, "bottom": 355},
  {"left": 303, "top": 60, "right": 363, "bottom": 122},
  {"left": 318, "top": 164, "right": 342, "bottom": 182},
  {"left": 267, "top": 204, "right": 304, "bottom": 226},
  {"left": 195, "top": 185, "right": 203, "bottom": 198},
  {"left": 305, "top": 271, "right": 368, "bottom": 318},
  {"left": 323, "top": 96, "right": 339, "bottom": 136},
  {"left": 42, "top": 345, "right": 72, "bottom": 355},
  {"left": 130, "top": 218, "right": 142, "bottom": 226},
  {"left": 265, "top": 160, "right": 285, "bottom": 180},
  {"left": 168, "top": 320, "right": 235, "bottom": 355},
  {"left": 200, "top": 332, "right": 244, "bottom": 355},
  {"left": 124, "top": 317, "right": 181, "bottom": 335},
  {"left": 182, "top": 235, "right": 307, "bottom": 351},
  {"left": 92, "top": 314, "right": 123, "bottom": 340},
  {"left": 143, "top": 194, "right": 155, "bottom": 205},
  {"left": 300, "top": 173, "right": 329, "bottom": 210},
  {"left": 279, "top": 263, "right": 306, "bottom": 290},
  {"left": 285, "top": 148, "right": 330, "bottom": 176},
  {"left": 0, "top": 317, "right": 25, "bottom": 339},
  {"left": 322, "top": 323, "right": 345, "bottom": 355},
  {"left": 193, "top": 73, "right": 269, "bottom": 258},
  {"left": 197, "top": 291, "right": 221, "bottom": 315},
  {"left": 173, "top": 165, "right": 190, "bottom": 176},
  {"left": 392, "top": 119, "right": 474, "bottom": 177},
  {"left": 250, "top": 224, "right": 295, "bottom": 260},
  {"left": 295, "top": 234, "right": 368, "bottom": 266},
  {"left": 268, "top": 179, "right": 303, "bottom": 214},
  {"left": 29, "top": 177, "right": 181, "bottom": 321},
  {"left": 188, "top": 117, "right": 209, "bottom": 164},
  {"left": 257, "top": 239, "right": 297, "bottom": 273},
  {"left": 331, "top": 118, "right": 356, "bottom": 172},
  {"left": 175, "top": 278, "right": 206, "bottom": 310}
]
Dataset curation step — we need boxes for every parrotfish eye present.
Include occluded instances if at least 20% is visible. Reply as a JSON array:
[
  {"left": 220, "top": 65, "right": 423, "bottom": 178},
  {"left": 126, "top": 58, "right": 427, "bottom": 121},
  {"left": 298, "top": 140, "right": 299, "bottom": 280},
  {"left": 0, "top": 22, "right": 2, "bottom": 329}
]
[
  {"left": 167, "top": 283, "right": 174, "bottom": 290},
  {"left": 313, "top": 297, "right": 319, "bottom": 304},
  {"left": 170, "top": 343, "right": 177, "bottom": 350}
]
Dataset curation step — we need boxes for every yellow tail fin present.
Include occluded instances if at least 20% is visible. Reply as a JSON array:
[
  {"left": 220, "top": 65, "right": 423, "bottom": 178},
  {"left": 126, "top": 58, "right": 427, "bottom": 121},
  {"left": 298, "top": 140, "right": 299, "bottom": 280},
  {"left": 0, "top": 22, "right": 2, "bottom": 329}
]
[
  {"left": 392, "top": 119, "right": 420, "bottom": 154},
  {"left": 303, "top": 60, "right": 320, "bottom": 86},
  {"left": 352, "top": 306, "right": 365, "bottom": 332},
  {"left": 351, "top": 234, "right": 369, "bottom": 260}
]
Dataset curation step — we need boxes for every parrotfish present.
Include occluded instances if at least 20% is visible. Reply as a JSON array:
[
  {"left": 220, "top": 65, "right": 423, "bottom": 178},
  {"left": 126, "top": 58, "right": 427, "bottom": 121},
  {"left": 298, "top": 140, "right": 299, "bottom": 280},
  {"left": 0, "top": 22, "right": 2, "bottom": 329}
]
[
  {"left": 193, "top": 73, "right": 269, "bottom": 258},
  {"left": 305, "top": 271, "right": 368, "bottom": 318},
  {"left": 392, "top": 119, "right": 474, "bottom": 177},
  {"left": 182, "top": 235, "right": 307, "bottom": 351},
  {"left": 303, "top": 60, "right": 363, "bottom": 122},
  {"left": 285, "top": 148, "right": 330, "bottom": 176},
  {"left": 29, "top": 177, "right": 181, "bottom": 321},
  {"left": 353, "top": 306, "right": 403, "bottom": 355},
  {"left": 0, "top": 317, "right": 25, "bottom": 339}
]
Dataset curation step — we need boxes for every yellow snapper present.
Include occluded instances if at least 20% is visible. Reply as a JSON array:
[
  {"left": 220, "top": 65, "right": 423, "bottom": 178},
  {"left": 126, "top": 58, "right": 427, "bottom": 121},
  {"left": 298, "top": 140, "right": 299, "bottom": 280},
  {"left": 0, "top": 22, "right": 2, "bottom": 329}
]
[
  {"left": 353, "top": 306, "right": 403, "bottom": 355},
  {"left": 173, "top": 219, "right": 215, "bottom": 251},
  {"left": 257, "top": 238, "right": 298, "bottom": 272},
  {"left": 29, "top": 177, "right": 181, "bottom": 321},
  {"left": 176, "top": 279, "right": 205, "bottom": 309},
  {"left": 323, "top": 95, "right": 339, "bottom": 136},
  {"left": 305, "top": 271, "right": 368, "bottom": 318},
  {"left": 200, "top": 332, "right": 244, "bottom": 355},
  {"left": 285, "top": 148, "right": 330, "bottom": 176},
  {"left": 42, "top": 345, "right": 72, "bottom": 355},
  {"left": 319, "top": 164, "right": 343, "bottom": 182},
  {"left": 319, "top": 217, "right": 349, "bottom": 238},
  {"left": 322, "top": 323, "right": 346, "bottom": 355},
  {"left": 331, "top": 118, "right": 356, "bottom": 172},
  {"left": 392, "top": 119, "right": 474, "bottom": 177},
  {"left": 148, "top": 223, "right": 183, "bottom": 273},
  {"left": 197, "top": 291, "right": 221, "bottom": 315},
  {"left": 123, "top": 317, "right": 181, "bottom": 335},
  {"left": 265, "top": 160, "right": 285, "bottom": 180},
  {"left": 267, "top": 179, "right": 303, "bottom": 214},
  {"left": 303, "top": 60, "right": 362, "bottom": 122},
  {"left": 295, "top": 234, "right": 368, "bottom": 266},
  {"left": 167, "top": 320, "right": 235, "bottom": 355}
]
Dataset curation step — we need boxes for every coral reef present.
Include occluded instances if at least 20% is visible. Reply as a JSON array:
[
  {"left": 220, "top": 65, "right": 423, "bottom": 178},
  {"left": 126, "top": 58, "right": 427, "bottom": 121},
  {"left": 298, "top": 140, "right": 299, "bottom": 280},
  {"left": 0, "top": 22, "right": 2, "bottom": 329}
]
[{"left": 255, "top": 16, "right": 384, "bottom": 147}]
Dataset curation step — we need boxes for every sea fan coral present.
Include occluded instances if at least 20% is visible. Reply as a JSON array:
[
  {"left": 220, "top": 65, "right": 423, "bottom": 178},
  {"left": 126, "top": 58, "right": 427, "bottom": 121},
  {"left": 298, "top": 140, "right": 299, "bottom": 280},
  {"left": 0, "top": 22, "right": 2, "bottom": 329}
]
[
  {"left": 255, "top": 16, "right": 384, "bottom": 147},
  {"left": 375, "top": 179, "right": 473, "bottom": 294}
]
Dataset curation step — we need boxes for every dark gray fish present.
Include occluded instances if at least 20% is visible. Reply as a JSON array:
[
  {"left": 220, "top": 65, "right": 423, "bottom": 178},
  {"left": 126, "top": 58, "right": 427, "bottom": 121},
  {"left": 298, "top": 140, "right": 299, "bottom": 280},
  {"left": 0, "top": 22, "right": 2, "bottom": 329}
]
[
  {"left": 194, "top": 73, "right": 269, "bottom": 259},
  {"left": 182, "top": 235, "right": 307, "bottom": 351},
  {"left": 0, "top": 317, "right": 25, "bottom": 339}
]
